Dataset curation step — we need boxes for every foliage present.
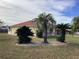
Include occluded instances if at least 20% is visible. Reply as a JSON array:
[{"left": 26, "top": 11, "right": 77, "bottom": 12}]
[
  {"left": 34, "top": 13, "right": 56, "bottom": 43},
  {"left": 56, "top": 23, "right": 69, "bottom": 42},
  {"left": 0, "top": 19, "right": 4, "bottom": 27},
  {"left": 36, "top": 30, "right": 43, "bottom": 38},
  {"left": 72, "top": 16, "right": 79, "bottom": 34},
  {"left": 16, "top": 26, "right": 33, "bottom": 44}
]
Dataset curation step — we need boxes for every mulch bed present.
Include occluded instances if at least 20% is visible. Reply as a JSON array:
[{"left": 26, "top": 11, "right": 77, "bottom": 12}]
[{"left": 16, "top": 41, "right": 67, "bottom": 46}]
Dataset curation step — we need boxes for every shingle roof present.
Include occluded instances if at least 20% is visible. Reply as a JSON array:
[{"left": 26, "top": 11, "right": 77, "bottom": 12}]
[{"left": 12, "top": 20, "right": 35, "bottom": 27}]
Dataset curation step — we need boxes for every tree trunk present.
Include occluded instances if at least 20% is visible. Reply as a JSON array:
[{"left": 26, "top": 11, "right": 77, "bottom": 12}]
[
  {"left": 43, "top": 20, "right": 48, "bottom": 43},
  {"left": 61, "top": 30, "right": 66, "bottom": 42},
  {"left": 44, "top": 29, "right": 48, "bottom": 43}
]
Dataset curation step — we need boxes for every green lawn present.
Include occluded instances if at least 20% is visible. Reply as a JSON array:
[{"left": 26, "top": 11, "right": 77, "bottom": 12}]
[{"left": 0, "top": 33, "right": 79, "bottom": 59}]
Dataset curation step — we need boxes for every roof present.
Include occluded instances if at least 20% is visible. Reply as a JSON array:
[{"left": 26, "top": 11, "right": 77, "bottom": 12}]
[{"left": 12, "top": 20, "right": 35, "bottom": 27}]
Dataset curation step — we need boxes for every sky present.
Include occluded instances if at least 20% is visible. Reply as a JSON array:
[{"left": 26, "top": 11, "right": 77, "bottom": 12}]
[{"left": 0, "top": 0, "right": 79, "bottom": 25}]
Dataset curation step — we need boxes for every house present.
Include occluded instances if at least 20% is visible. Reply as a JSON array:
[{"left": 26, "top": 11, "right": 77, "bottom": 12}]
[
  {"left": 75, "top": 29, "right": 79, "bottom": 35},
  {"left": 8, "top": 20, "right": 56, "bottom": 36},
  {"left": 0, "top": 26, "right": 9, "bottom": 33},
  {"left": 8, "top": 20, "right": 36, "bottom": 36},
  {"left": 0, "top": 20, "right": 9, "bottom": 33}
]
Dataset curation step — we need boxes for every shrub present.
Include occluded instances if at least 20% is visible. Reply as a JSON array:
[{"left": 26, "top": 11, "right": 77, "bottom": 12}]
[
  {"left": 16, "top": 26, "right": 33, "bottom": 44},
  {"left": 36, "top": 30, "right": 43, "bottom": 38},
  {"left": 57, "top": 34, "right": 64, "bottom": 42},
  {"left": 56, "top": 24, "right": 69, "bottom": 42}
]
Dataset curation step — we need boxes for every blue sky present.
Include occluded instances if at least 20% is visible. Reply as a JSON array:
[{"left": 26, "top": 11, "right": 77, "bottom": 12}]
[
  {"left": 64, "top": 2, "right": 79, "bottom": 17},
  {"left": 0, "top": 0, "right": 79, "bottom": 25}
]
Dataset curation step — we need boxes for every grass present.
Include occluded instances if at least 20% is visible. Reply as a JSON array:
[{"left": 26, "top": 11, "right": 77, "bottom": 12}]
[{"left": 0, "top": 33, "right": 79, "bottom": 59}]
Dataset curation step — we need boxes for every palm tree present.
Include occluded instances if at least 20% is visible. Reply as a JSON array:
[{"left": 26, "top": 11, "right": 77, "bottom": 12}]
[
  {"left": 35, "top": 13, "right": 56, "bottom": 43},
  {"left": 72, "top": 16, "right": 79, "bottom": 34},
  {"left": 56, "top": 23, "right": 69, "bottom": 42}
]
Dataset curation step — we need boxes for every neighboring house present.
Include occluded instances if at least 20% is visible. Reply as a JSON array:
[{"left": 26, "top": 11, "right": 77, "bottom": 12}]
[
  {"left": 64, "top": 29, "right": 79, "bottom": 35},
  {"left": 75, "top": 29, "right": 79, "bottom": 35},
  {"left": 8, "top": 20, "right": 56, "bottom": 36},
  {"left": 0, "top": 26, "right": 9, "bottom": 33},
  {"left": 0, "top": 20, "right": 9, "bottom": 33}
]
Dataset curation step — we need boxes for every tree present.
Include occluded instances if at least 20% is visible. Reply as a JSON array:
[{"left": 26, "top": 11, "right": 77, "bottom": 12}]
[
  {"left": 16, "top": 26, "right": 33, "bottom": 44},
  {"left": 56, "top": 23, "right": 69, "bottom": 42},
  {"left": 36, "top": 30, "right": 43, "bottom": 38},
  {"left": 72, "top": 16, "right": 79, "bottom": 34},
  {"left": 34, "top": 13, "right": 56, "bottom": 43},
  {"left": 0, "top": 19, "right": 3, "bottom": 27}
]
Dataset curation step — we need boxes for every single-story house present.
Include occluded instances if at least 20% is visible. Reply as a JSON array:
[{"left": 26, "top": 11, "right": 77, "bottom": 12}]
[
  {"left": 75, "top": 29, "right": 79, "bottom": 35},
  {"left": 0, "top": 26, "right": 9, "bottom": 33},
  {"left": 8, "top": 20, "right": 36, "bottom": 36},
  {"left": 0, "top": 20, "right": 9, "bottom": 33},
  {"left": 8, "top": 20, "right": 56, "bottom": 36}
]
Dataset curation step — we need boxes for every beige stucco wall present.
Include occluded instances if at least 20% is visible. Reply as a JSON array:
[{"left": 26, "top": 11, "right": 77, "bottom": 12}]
[
  {"left": 8, "top": 26, "right": 37, "bottom": 36},
  {"left": 8, "top": 27, "right": 19, "bottom": 36},
  {"left": 8, "top": 24, "right": 56, "bottom": 36}
]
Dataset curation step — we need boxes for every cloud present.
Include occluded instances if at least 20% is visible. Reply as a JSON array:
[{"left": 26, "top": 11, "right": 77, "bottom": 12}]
[
  {"left": 54, "top": 15, "right": 73, "bottom": 24},
  {"left": 48, "top": 0, "right": 76, "bottom": 12},
  {"left": 0, "top": 0, "right": 76, "bottom": 25}
]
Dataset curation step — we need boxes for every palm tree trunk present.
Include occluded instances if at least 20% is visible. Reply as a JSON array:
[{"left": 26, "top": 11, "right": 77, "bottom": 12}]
[
  {"left": 43, "top": 20, "right": 48, "bottom": 43},
  {"left": 44, "top": 28, "right": 48, "bottom": 43},
  {"left": 61, "top": 30, "right": 66, "bottom": 42}
]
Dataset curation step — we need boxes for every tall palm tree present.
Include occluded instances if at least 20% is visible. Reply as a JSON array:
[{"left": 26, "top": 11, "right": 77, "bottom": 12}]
[
  {"left": 35, "top": 13, "right": 56, "bottom": 43},
  {"left": 57, "top": 23, "right": 69, "bottom": 42},
  {"left": 72, "top": 16, "right": 79, "bottom": 34}
]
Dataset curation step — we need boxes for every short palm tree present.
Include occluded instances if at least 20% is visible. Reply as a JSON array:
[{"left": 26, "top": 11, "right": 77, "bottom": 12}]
[
  {"left": 56, "top": 23, "right": 69, "bottom": 42},
  {"left": 34, "top": 13, "right": 56, "bottom": 43}
]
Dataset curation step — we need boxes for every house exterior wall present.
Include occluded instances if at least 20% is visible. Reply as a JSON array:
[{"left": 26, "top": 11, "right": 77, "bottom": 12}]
[
  {"left": 8, "top": 26, "right": 37, "bottom": 36},
  {"left": 8, "top": 26, "right": 56, "bottom": 36},
  {"left": 0, "top": 26, "right": 9, "bottom": 33},
  {"left": 8, "top": 27, "right": 19, "bottom": 35},
  {"left": 75, "top": 29, "right": 79, "bottom": 35}
]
